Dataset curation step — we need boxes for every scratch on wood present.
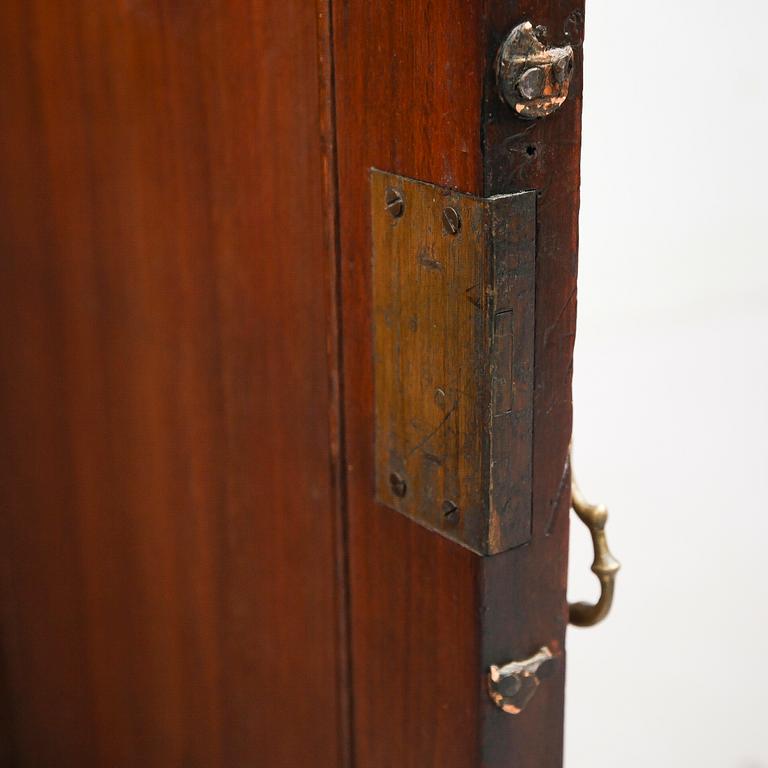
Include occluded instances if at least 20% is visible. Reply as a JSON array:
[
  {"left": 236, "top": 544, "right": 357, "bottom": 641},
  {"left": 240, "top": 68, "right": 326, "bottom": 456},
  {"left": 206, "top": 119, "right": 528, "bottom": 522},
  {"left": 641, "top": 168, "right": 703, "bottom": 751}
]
[
  {"left": 418, "top": 245, "right": 442, "bottom": 271},
  {"left": 464, "top": 283, "right": 482, "bottom": 309},
  {"left": 543, "top": 285, "right": 576, "bottom": 349},
  {"left": 546, "top": 450, "right": 571, "bottom": 536},
  {"left": 405, "top": 401, "right": 458, "bottom": 459}
]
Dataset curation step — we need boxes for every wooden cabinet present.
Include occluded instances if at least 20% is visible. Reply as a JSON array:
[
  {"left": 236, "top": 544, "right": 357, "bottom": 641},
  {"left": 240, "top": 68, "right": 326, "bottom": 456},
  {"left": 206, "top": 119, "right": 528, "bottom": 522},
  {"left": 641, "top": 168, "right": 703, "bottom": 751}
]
[{"left": 0, "top": 2, "right": 592, "bottom": 766}]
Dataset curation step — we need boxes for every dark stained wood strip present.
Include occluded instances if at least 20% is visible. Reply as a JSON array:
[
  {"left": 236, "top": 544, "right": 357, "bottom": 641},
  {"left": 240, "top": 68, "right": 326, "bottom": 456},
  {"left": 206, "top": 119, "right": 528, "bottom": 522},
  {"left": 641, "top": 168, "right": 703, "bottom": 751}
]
[
  {"left": 315, "top": 0, "right": 354, "bottom": 763},
  {"left": 479, "top": 2, "right": 585, "bottom": 765}
]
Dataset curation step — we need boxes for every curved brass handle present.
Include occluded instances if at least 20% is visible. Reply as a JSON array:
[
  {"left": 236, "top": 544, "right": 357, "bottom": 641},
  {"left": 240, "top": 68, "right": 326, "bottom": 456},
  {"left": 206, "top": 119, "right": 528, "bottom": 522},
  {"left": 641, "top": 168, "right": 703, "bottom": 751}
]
[{"left": 568, "top": 477, "right": 620, "bottom": 627}]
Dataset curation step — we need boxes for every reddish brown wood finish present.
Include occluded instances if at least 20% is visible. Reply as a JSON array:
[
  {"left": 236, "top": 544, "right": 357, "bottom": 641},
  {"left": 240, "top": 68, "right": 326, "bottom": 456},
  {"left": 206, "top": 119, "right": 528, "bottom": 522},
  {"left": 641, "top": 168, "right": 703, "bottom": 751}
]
[
  {"left": 0, "top": 0, "right": 583, "bottom": 764},
  {"left": 331, "top": 1, "right": 583, "bottom": 765},
  {"left": 0, "top": 2, "right": 345, "bottom": 766}
]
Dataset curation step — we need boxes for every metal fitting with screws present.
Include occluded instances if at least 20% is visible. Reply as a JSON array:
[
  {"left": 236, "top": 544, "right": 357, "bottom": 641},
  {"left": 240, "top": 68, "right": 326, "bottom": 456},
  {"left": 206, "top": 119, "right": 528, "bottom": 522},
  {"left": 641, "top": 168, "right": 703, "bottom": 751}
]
[{"left": 496, "top": 21, "right": 574, "bottom": 119}]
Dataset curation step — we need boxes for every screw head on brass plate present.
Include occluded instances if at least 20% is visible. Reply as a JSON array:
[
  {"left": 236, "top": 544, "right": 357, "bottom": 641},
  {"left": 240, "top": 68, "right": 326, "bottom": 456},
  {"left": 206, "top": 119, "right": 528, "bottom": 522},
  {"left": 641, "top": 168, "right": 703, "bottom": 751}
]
[
  {"left": 384, "top": 187, "right": 404, "bottom": 218},
  {"left": 389, "top": 472, "right": 407, "bottom": 498},
  {"left": 442, "top": 207, "right": 461, "bottom": 235},
  {"left": 441, "top": 499, "right": 459, "bottom": 526}
]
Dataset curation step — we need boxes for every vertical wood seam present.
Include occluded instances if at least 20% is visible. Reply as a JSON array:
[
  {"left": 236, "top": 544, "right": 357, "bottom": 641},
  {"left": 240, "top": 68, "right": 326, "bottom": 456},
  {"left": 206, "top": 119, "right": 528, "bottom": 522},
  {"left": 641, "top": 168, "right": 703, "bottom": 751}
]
[{"left": 315, "top": 0, "right": 354, "bottom": 766}]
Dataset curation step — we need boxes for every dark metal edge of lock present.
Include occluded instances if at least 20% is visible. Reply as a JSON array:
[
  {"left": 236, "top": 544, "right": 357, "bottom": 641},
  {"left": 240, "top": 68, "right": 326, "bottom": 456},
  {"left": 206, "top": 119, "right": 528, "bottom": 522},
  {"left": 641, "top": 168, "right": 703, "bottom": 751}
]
[
  {"left": 486, "top": 191, "right": 536, "bottom": 553},
  {"left": 370, "top": 168, "right": 536, "bottom": 557}
]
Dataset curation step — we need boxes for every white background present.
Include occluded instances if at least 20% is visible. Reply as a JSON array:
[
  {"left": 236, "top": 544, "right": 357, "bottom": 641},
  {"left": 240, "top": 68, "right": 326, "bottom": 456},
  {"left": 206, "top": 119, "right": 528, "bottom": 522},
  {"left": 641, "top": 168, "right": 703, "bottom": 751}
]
[{"left": 566, "top": 1, "right": 768, "bottom": 765}]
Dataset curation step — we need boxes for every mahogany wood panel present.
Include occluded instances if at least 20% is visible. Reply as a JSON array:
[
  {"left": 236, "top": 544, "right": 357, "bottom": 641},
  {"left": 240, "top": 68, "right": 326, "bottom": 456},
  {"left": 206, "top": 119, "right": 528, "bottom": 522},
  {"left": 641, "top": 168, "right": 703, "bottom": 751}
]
[
  {"left": 0, "top": 2, "right": 344, "bottom": 766},
  {"left": 331, "top": 1, "right": 584, "bottom": 765}
]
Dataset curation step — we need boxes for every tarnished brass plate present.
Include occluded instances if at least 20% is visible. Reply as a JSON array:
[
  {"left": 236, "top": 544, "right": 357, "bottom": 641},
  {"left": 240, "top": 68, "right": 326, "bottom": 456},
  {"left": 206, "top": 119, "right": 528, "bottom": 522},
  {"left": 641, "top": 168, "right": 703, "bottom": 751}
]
[{"left": 371, "top": 169, "right": 535, "bottom": 555}]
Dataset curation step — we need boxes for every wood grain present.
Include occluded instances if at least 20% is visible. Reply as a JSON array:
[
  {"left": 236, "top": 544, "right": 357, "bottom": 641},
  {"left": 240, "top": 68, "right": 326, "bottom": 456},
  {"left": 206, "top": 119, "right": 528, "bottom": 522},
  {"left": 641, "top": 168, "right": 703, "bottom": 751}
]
[
  {"left": 331, "top": 0, "right": 584, "bottom": 765},
  {"left": 0, "top": 1, "right": 345, "bottom": 766}
]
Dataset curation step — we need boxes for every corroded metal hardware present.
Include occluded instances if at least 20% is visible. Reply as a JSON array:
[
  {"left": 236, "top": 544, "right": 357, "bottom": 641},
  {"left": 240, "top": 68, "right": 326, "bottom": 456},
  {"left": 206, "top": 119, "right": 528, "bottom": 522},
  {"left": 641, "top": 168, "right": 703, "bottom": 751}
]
[
  {"left": 569, "top": 476, "right": 620, "bottom": 627},
  {"left": 488, "top": 646, "right": 553, "bottom": 715},
  {"left": 496, "top": 21, "right": 574, "bottom": 119},
  {"left": 371, "top": 169, "right": 536, "bottom": 555}
]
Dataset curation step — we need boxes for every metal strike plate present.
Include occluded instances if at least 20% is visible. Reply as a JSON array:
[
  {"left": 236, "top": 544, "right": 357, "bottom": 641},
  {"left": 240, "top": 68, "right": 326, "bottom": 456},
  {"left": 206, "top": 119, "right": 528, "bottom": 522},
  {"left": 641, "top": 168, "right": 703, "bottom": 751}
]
[{"left": 371, "top": 169, "right": 535, "bottom": 555}]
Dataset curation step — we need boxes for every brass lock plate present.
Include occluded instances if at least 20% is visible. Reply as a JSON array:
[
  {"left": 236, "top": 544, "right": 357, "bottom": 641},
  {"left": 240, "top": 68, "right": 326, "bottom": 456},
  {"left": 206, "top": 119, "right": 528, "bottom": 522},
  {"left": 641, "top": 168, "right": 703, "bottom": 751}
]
[{"left": 371, "top": 169, "right": 535, "bottom": 555}]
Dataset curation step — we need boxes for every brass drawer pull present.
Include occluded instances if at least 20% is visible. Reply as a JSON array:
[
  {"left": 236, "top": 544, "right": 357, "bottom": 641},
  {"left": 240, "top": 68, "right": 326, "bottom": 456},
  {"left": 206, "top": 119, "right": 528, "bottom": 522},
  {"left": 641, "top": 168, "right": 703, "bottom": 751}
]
[{"left": 568, "top": 475, "right": 620, "bottom": 627}]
